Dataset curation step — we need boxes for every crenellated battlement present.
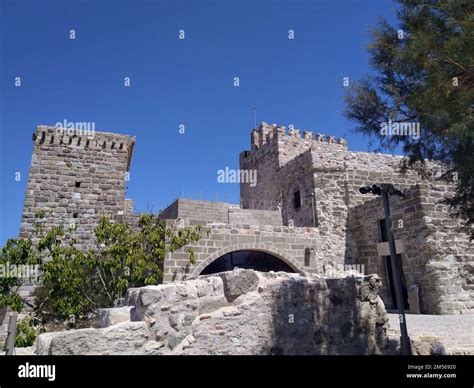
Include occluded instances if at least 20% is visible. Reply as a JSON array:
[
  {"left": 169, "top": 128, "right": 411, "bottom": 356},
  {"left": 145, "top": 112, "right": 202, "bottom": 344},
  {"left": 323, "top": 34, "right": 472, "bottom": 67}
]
[
  {"left": 249, "top": 122, "right": 347, "bottom": 152},
  {"left": 34, "top": 125, "right": 135, "bottom": 170}
]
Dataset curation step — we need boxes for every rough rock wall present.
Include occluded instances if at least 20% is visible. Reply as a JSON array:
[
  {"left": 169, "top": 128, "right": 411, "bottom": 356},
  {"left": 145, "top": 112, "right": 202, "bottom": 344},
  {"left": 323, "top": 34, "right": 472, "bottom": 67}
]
[{"left": 35, "top": 270, "right": 390, "bottom": 355}]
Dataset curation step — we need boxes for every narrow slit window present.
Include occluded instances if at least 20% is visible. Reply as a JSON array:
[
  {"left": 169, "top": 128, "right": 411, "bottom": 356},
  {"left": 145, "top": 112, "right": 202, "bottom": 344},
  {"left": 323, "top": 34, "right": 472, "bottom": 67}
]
[
  {"left": 293, "top": 190, "right": 301, "bottom": 209},
  {"left": 304, "top": 248, "right": 311, "bottom": 266}
]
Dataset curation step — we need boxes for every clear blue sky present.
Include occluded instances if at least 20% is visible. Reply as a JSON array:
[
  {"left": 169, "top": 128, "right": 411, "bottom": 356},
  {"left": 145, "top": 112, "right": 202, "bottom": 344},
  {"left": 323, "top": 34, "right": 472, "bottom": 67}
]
[{"left": 0, "top": 0, "right": 400, "bottom": 245}]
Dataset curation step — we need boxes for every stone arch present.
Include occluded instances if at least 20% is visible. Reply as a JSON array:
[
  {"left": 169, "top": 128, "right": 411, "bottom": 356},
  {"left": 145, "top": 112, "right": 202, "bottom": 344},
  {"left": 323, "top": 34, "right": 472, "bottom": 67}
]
[{"left": 190, "top": 243, "right": 305, "bottom": 278}]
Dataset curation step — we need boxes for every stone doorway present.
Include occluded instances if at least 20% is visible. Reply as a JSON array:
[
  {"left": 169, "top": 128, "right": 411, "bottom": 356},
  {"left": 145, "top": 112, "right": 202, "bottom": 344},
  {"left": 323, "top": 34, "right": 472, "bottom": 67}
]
[{"left": 385, "top": 254, "right": 410, "bottom": 310}]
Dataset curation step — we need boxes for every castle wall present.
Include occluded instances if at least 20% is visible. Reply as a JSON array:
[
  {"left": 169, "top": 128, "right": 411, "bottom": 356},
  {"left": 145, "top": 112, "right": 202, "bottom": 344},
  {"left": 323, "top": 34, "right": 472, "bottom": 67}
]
[
  {"left": 20, "top": 126, "right": 135, "bottom": 245},
  {"left": 348, "top": 183, "right": 473, "bottom": 314},
  {"left": 158, "top": 199, "right": 179, "bottom": 220},
  {"left": 159, "top": 198, "right": 284, "bottom": 226},
  {"left": 162, "top": 220, "right": 334, "bottom": 283},
  {"left": 239, "top": 139, "right": 281, "bottom": 210},
  {"left": 344, "top": 151, "right": 427, "bottom": 207},
  {"left": 239, "top": 123, "right": 348, "bottom": 212},
  {"left": 414, "top": 183, "right": 473, "bottom": 314},
  {"left": 159, "top": 199, "right": 230, "bottom": 223},
  {"left": 228, "top": 207, "right": 283, "bottom": 226},
  {"left": 240, "top": 124, "right": 435, "bottom": 227},
  {"left": 16, "top": 122, "right": 472, "bottom": 317},
  {"left": 237, "top": 123, "right": 474, "bottom": 315}
]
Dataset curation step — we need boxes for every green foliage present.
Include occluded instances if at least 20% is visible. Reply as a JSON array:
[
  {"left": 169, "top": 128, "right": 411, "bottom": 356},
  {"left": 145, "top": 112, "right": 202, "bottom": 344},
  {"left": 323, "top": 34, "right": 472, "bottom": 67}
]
[
  {"left": 0, "top": 238, "right": 39, "bottom": 312},
  {"left": 1, "top": 211, "right": 202, "bottom": 326},
  {"left": 344, "top": 0, "right": 474, "bottom": 235},
  {"left": 15, "top": 316, "right": 42, "bottom": 348},
  {"left": 33, "top": 213, "right": 202, "bottom": 324}
]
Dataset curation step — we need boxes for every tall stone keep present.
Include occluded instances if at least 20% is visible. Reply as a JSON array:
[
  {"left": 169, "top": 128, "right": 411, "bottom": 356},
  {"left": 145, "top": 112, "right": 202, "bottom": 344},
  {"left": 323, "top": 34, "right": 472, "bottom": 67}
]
[{"left": 20, "top": 125, "right": 135, "bottom": 243}]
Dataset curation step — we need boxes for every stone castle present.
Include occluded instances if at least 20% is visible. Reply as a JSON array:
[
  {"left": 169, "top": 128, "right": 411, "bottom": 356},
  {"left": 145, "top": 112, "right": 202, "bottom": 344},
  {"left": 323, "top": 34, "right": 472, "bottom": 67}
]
[{"left": 19, "top": 123, "right": 473, "bottom": 315}]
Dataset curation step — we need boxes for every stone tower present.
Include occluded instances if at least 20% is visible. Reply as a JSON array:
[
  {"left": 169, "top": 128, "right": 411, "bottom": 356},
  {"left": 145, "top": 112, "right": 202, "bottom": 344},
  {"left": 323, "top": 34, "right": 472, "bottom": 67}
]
[
  {"left": 239, "top": 122, "right": 349, "bottom": 227},
  {"left": 20, "top": 125, "right": 135, "bottom": 243}
]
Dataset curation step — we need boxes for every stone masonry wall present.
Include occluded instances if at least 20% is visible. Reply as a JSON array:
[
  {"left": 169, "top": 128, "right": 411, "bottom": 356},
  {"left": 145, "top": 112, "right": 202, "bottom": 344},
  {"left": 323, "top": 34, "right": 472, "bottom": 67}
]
[
  {"left": 162, "top": 218, "right": 345, "bottom": 283},
  {"left": 3, "top": 125, "right": 136, "bottom": 345},
  {"left": 35, "top": 270, "right": 390, "bottom": 355},
  {"left": 240, "top": 127, "right": 435, "bottom": 275},
  {"left": 278, "top": 149, "right": 317, "bottom": 228},
  {"left": 349, "top": 183, "right": 473, "bottom": 314},
  {"left": 411, "top": 183, "right": 473, "bottom": 314},
  {"left": 20, "top": 125, "right": 135, "bottom": 245},
  {"left": 237, "top": 123, "right": 472, "bottom": 316},
  {"left": 239, "top": 130, "right": 281, "bottom": 210},
  {"left": 16, "top": 123, "right": 472, "bottom": 320},
  {"left": 228, "top": 207, "right": 283, "bottom": 226},
  {"left": 159, "top": 199, "right": 283, "bottom": 226},
  {"left": 240, "top": 123, "right": 435, "bottom": 230},
  {"left": 159, "top": 199, "right": 229, "bottom": 223}
]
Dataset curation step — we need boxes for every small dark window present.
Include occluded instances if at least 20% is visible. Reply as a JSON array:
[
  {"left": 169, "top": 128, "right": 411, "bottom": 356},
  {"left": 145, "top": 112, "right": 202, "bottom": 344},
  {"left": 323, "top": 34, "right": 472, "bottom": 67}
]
[
  {"left": 75, "top": 182, "right": 81, "bottom": 188},
  {"left": 293, "top": 190, "right": 301, "bottom": 209},
  {"left": 379, "top": 219, "right": 388, "bottom": 242},
  {"left": 304, "top": 248, "right": 311, "bottom": 266},
  {"left": 73, "top": 213, "right": 78, "bottom": 218}
]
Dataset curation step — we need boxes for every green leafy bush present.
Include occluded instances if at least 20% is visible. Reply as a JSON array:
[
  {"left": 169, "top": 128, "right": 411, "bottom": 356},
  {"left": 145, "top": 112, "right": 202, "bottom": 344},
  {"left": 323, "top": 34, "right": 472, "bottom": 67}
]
[
  {"left": 1, "top": 212, "right": 202, "bottom": 327},
  {"left": 0, "top": 238, "right": 39, "bottom": 312},
  {"left": 34, "top": 213, "right": 202, "bottom": 325},
  {"left": 15, "top": 316, "right": 42, "bottom": 347}
]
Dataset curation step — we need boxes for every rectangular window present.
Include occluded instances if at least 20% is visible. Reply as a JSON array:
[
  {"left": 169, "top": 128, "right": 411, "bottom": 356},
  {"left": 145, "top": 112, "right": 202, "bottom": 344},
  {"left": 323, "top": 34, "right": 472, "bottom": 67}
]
[
  {"left": 73, "top": 213, "right": 78, "bottom": 218},
  {"left": 293, "top": 190, "right": 301, "bottom": 209},
  {"left": 75, "top": 182, "right": 81, "bottom": 188},
  {"left": 304, "top": 248, "right": 311, "bottom": 266}
]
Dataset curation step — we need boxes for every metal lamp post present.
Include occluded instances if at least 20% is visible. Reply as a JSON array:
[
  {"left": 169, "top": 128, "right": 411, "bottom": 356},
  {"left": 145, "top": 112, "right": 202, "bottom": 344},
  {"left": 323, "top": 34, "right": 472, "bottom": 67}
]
[{"left": 359, "top": 183, "right": 411, "bottom": 355}]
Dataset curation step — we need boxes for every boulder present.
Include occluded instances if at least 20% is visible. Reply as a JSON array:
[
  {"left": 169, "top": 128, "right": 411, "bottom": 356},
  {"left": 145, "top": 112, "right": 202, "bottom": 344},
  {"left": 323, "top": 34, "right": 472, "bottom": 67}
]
[
  {"left": 219, "top": 268, "right": 260, "bottom": 302},
  {"left": 98, "top": 306, "right": 134, "bottom": 328},
  {"left": 411, "top": 336, "right": 447, "bottom": 355},
  {"left": 36, "top": 321, "right": 150, "bottom": 355}
]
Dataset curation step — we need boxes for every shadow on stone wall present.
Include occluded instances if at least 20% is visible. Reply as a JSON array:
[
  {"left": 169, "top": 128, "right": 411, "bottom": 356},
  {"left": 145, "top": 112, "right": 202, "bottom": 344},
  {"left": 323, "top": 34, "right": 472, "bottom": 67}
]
[{"left": 268, "top": 275, "right": 389, "bottom": 355}]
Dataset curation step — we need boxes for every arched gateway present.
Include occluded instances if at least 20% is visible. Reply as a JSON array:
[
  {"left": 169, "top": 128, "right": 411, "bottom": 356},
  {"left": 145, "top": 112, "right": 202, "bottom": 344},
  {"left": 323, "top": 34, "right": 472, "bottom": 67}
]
[
  {"left": 189, "top": 244, "right": 305, "bottom": 279},
  {"left": 200, "top": 250, "right": 296, "bottom": 275}
]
